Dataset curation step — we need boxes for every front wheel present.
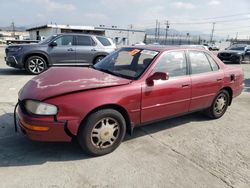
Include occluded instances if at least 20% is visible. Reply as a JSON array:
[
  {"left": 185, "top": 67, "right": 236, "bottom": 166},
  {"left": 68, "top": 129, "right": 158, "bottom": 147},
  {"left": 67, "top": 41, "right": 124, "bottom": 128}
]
[
  {"left": 77, "top": 109, "right": 126, "bottom": 156},
  {"left": 25, "top": 56, "right": 47, "bottom": 75},
  {"left": 205, "top": 90, "right": 230, "bottom": 119}
]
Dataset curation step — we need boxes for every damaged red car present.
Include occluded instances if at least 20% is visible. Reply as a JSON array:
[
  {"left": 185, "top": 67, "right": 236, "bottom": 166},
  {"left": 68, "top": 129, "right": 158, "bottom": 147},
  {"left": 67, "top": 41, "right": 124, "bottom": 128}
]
[{"left": 16, "top": 46, "right": 244, "bottom": 156}]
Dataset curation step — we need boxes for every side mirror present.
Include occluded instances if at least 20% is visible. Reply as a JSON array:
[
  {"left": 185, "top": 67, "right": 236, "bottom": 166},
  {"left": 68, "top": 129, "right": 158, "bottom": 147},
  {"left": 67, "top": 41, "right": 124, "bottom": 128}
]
[
  {"left": 49, "top": 41, "right": 57, "bottom": 47},
  {"left": 146, "top": 72, "right": 169, "bottom": 86}
]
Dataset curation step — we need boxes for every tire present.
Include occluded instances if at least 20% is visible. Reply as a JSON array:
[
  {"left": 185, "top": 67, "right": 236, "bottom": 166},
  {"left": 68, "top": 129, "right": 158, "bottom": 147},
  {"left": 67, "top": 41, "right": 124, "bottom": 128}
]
[
  {"left": 93, "top": 56, "right": 105, "bottom": 64},
  {"left": 205, "top": 90, "right": 230, "bottom": 119},
  {"left": 25, "top": 56, "right": 47, "bottom": 75},
  {"left": 77, "top": 109, "right": 126, "bottom": 156}
]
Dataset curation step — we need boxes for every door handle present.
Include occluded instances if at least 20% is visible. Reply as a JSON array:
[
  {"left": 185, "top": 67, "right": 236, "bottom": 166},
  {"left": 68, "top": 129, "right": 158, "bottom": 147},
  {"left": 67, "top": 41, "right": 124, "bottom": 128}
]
[
  {"left": 67, "top": 48, "right": 74, "bottom": 51},
  {"left": 91, "top": 48, "right": 97, "bottom": 51},
  {"left": 216, "top": 78, "right": 223, "bottom": 81},
  {"left": 182, "top": 84, "right": 190, "bottom": 88}
]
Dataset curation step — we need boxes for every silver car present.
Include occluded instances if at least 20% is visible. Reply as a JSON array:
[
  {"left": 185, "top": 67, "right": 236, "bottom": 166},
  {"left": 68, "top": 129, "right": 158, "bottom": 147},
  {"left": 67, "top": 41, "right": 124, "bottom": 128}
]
[{"left": 5, "top": 33, "right": 116, "bottom": 74}]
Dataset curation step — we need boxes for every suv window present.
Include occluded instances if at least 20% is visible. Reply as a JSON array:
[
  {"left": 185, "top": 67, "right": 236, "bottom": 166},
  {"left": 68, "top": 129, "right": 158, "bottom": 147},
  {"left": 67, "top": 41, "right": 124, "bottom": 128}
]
[
  {"left": 54, "top": 35, "right": 73, "bottom": 46},
  {"left": 189, "top": 51, "right": 212, "bottom": 74},
  {"left": 96, "top": 36, "right": 112, "bottom": 46},
  {"left": 76, "top": 36, "right": 95, "bottom": 46},
  {"left": 205, "top": 53, "right": 219, "bottom": 71},
  {"left": 153, "top": 51, "right": 187, "bottom": 77}
]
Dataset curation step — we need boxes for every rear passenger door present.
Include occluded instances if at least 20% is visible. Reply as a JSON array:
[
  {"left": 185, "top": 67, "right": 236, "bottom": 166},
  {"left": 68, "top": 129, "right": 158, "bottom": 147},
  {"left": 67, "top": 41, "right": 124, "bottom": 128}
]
[
  {"left": 75, "top": 35, "right": 97, "bottom": 65},
  {"left": 188, "top": 50, "right": 224, "bottom": 111}
]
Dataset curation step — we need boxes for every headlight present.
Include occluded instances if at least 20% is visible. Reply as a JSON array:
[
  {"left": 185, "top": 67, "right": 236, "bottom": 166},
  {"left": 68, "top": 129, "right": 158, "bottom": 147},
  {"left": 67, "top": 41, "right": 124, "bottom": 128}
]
[
  {"left": 7, "top": 46, "right": 22, "bottom": 52},
  {"left": 25, "top": 100, "right": 58, "bottom": 115}
]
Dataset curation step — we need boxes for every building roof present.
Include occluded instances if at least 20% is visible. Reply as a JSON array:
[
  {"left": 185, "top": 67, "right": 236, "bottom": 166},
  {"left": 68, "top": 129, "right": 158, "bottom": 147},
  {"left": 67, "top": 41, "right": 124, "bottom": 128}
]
[
  {"left": 27, "top": 24, "right": 145, "bottom": 33},
  {"left": 27, "top": 24, "right": 104, "bottom": 31}
]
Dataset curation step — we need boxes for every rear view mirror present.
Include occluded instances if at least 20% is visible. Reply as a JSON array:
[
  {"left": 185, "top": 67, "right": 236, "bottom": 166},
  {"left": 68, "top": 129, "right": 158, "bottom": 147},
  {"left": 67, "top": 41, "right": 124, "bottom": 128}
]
[
  {"left": 146, "top": 72, "right": 169, "bottom": 86},
  {"left": 49, "top": 41, "right": 57, "bottom": 47}
]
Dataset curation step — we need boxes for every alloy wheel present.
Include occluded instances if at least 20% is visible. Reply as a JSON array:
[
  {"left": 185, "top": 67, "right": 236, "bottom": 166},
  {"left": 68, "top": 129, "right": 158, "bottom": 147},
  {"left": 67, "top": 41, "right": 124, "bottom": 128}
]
[{"left": 91, "top": 117, "right": 120, "bottom": 149}]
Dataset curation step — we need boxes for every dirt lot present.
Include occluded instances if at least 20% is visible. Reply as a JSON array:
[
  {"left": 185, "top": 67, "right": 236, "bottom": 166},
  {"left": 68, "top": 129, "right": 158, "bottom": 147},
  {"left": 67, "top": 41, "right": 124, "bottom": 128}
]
[{"left": 0, "top": 46, "right": 249, "bottom": 188}]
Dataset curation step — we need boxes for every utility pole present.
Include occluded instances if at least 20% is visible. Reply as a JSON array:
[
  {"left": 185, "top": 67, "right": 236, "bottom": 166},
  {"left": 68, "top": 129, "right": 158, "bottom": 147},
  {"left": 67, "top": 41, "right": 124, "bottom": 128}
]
[
  {"left": 164, "top": 20, "right": 169, "bottom": 45},
  {"left": 235, "top": 32, "right": 238, "bottom": 42},
  {"left": 11, "top": 21, "right": 15, "bottom": 37},
  {"left": 210, "top": 22, "right": 215, "bottom": 43},
  {"left": 127, "top": 24, "right": 133, "bottom": 45},
  {"left": 155, "top": 19, "right": 158, "bottom": 42},
  {"left": 157, "top": 21, "right": 160, "bottom": 43}
]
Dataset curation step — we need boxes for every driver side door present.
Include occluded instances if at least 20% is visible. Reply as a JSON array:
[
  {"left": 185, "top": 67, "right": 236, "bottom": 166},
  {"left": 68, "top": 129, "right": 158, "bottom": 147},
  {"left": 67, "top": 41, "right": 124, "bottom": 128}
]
[
  {"left": 48, "top": 35, "right": 76, "bottom": 65},
  {"left": 141, "top": 50, "right": 191, "bottom": 123}
]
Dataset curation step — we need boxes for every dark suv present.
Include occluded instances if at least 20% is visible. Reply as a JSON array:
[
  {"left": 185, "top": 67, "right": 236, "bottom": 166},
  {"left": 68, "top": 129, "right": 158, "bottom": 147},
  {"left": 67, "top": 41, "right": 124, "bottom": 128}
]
[
  {"left": 217, "top": 45, "right": 250, "bottom": 64},
  {"left": 5, "top": 33, "right": 116, "bottom": 74}
]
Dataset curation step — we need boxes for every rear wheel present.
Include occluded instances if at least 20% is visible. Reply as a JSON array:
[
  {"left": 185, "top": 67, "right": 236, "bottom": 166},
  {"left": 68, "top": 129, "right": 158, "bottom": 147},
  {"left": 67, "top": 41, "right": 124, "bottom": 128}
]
[
  {"left": 25, "top": 56, "right": 47, "bottom": 75},
  {"left": 205, "top": 90, "right": 230, "bottom": 119},
  {"left": 93, "top": 56, "right": 105, "bottom": 64},
  {"left": 77, "top": 109, "right": 126, "bottom": 156}
]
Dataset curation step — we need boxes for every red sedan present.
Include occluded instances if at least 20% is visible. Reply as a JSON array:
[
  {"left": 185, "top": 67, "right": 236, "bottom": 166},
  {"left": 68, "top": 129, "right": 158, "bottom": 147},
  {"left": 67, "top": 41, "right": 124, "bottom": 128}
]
[{"left": 16, "top": 46, "right": 244, "bottom": 156}]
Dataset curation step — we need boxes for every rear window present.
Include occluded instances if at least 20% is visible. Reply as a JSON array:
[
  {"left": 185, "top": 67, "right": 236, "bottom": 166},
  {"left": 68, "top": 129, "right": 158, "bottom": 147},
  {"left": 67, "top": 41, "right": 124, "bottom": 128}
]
[{"left": 96, "top": 37, "right": 112, "bottom": 46}]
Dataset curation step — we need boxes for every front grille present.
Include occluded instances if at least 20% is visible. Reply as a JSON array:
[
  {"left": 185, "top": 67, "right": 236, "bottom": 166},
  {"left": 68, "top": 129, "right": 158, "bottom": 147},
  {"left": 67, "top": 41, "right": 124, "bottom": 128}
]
[{"left": 219, "top": 53, "right": 232, "bottom": 58}]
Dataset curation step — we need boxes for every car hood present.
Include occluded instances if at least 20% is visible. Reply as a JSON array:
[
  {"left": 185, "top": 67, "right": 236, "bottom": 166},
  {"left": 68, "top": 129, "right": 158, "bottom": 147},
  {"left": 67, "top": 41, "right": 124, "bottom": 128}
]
[
  {"left": 219, "top": 50, "right": 244, "bottom": 54},
  {"left": 19, "top": 67, "right": 131, "bottom": 101}
]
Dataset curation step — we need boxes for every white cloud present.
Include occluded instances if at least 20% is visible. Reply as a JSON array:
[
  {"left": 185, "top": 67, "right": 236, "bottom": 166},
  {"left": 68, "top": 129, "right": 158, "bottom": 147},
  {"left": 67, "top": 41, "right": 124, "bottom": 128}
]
[
  {"left": 20, "top": 0, "right": 76, "bottom": 12},
  {"left": 172, "top": 1, "right": 196, "bottom": 9},
  {"left": 208, "top": 0, "right": 221, "bottom": 5}
]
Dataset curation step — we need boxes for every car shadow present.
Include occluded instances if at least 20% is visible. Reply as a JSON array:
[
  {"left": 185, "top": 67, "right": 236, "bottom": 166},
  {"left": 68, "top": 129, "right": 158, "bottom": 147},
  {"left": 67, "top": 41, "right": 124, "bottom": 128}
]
[
  {"left": 0, "top": 111, "right": 209, "bottom": 167},
  {"left": 0, "top": 68, "right": 28, "bottom": 76}
]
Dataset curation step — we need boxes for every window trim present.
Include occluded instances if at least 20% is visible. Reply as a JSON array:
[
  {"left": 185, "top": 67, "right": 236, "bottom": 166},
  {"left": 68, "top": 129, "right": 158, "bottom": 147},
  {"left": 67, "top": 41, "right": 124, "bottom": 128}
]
[
  {"left": 151, "top": 50, "right": 189, "bottom": 79},
  {"left": 52, "top": 35, "right": 74, "bottom": 46},
  {"left": 204, "top": 52, "right": 220, "bottom": 72},
  {"left": 187, "top": 50, "right": 216, "bottom": 75},
  {"left": 75, "top": 35, "right": 97, "bottom": 46}
]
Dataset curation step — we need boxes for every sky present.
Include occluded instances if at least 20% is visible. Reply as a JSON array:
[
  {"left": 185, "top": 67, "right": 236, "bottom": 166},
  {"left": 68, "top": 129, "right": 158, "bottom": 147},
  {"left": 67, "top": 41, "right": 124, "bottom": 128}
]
[{"left": 0, "top": 0, "right": 250, "bottom": 39}]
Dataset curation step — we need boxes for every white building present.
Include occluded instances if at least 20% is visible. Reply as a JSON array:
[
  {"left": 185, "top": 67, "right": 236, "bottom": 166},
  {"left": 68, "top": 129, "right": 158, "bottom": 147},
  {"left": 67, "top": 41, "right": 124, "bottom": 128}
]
[{"left": 27, "top": 24, "right": 145, "bottom": 47}]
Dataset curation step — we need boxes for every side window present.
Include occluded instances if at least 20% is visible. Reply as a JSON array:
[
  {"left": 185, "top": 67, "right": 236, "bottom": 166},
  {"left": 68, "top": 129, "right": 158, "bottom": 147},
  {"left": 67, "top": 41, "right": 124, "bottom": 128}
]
[
  {"left": 189, "top": 51, "right": 212, "bottom": 74},
  {"left": 153, "top": 51, "right": 187, "bottom": 77},
  {"left": 96, "top": 36, "right": 112, "bottom": 46},
  {"left": 206, "top": 53, "right": 219, "bottom": 71},
  {"left": 76, "top": 36, "right": 95, "bottom": 46},
  {"left": 54, "top": 35, "right": 73, "bottom": 46}
]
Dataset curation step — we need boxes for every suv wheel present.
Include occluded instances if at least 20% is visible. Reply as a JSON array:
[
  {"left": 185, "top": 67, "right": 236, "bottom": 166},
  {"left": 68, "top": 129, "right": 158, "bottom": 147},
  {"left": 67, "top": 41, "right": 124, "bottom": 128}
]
[
  {"left": 25, "top": 56, "right": 47, "bottom": 75},
  {"left": 93, "top": 56, "right": 105, "bottom": 64},
  {"left": 77, "top": 109, "right": 126, "bottom": 156}
]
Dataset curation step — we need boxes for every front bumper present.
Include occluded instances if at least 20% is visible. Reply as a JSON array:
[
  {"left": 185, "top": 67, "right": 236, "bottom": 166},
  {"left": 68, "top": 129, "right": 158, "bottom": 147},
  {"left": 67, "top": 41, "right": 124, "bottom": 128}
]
[
  {"left": 218, "top": 54, "right": 241, "bottom": 63},
  {"left": 5, "top": 55, "right": 23, "bottom": 69},
  {"left": 17, "top": 106, "right": 72, "bottom": 142}
]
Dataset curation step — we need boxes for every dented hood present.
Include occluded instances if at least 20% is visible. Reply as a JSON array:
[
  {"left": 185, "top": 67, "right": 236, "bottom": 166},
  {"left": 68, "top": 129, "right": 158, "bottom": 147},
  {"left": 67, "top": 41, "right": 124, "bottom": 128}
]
[{"left": 19, "top": 67, "right": 131, "bottom": 101}]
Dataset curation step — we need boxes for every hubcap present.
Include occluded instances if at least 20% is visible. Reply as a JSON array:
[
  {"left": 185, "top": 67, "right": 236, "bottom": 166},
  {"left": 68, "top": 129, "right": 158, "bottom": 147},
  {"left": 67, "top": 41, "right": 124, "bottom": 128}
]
[
  {"left": 214, "top": 94, "right": 227, "bottom": 114},
  {"left": 28, "top": 58, "right": 45, "bottom": 74},
  {"left": 91, "top": 117, "right": 120, "bottom": 149}
]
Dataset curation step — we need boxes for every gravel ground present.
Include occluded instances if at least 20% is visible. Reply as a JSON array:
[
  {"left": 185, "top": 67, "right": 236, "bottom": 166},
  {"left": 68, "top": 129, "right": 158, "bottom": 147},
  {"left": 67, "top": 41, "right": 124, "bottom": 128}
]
[{"left": 0, "top": 46, "right": 249, "bottom": 188}]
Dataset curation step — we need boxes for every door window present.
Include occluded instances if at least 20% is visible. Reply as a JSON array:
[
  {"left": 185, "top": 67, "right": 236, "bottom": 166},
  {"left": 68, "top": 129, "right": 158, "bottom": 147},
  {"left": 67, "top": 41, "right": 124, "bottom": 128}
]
[
  {"left": 189, "top": 51, "right": 213, "bottom": 74},
  {"left": 205, "top": 53, "right": 219, "bottom": 71},
  {"left": 153, "top": 51, "right": 187, "bottom": 77},
  {"left": 76, "top": 36, "right": 95, "bottom": 46},
  {"left": 53, "top": 35, "right": 73, "bottom": 46}
]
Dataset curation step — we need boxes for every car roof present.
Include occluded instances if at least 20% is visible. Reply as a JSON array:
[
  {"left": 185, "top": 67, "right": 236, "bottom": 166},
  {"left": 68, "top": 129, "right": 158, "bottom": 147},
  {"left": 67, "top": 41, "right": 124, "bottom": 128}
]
[{"left": 128, "top": 45, "right": 208, "bottom": 52}]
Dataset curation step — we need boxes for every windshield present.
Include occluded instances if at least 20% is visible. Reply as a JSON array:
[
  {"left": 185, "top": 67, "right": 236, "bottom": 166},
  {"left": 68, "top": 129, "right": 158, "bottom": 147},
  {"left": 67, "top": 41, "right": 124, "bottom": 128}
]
[
  {"left": 39, "top": 35, "right": 58, "bottom": 44},
  {"left": 228, "top": 47, "right": 245, "bottom": 51},
  {"left": 94, "top": 48, "right": 159, "bottom": 80}
]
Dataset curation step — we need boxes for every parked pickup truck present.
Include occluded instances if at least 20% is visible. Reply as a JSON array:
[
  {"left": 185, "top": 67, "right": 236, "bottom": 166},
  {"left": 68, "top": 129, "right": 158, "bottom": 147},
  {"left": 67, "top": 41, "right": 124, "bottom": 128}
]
[{"left": 16, "top": 46, "right": 244, "bottom": 156}]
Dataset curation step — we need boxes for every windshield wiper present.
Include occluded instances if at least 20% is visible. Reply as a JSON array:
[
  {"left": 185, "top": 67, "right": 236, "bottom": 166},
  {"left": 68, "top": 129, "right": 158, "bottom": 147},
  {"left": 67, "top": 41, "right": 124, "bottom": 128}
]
[{"left": 96, "top": 68, "right": 123, "bottom": 77}]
